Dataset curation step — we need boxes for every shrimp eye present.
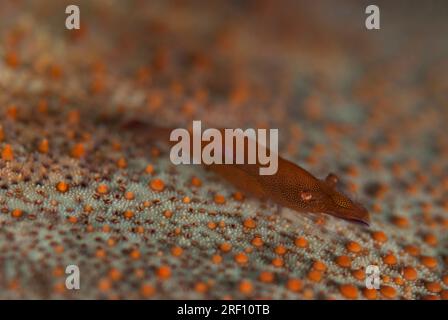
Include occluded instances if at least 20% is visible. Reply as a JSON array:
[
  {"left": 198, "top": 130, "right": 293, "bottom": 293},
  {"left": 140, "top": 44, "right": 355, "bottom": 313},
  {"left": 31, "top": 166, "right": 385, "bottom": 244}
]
[{"left": 325, "top": 173, "right": 339, "bottom": 188}]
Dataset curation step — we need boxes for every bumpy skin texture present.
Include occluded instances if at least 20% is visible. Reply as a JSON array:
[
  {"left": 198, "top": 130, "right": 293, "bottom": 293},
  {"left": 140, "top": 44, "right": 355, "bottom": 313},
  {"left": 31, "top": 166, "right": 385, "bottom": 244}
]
[{"left": 0, "top": 0, "right": 447, "bottom": 300}]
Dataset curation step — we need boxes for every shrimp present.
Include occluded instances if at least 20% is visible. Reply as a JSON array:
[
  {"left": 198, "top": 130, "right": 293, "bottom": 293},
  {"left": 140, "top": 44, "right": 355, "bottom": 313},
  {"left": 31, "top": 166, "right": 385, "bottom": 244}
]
[{"left": 122, "top": 120, "right": 370, "bottom": 226}]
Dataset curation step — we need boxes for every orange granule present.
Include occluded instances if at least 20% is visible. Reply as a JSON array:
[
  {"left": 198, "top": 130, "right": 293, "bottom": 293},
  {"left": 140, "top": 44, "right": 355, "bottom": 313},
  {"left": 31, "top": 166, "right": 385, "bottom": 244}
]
[
  {"left": 11, "top": 209, "right": 23, "bottom": 218},
  {"left": 402, "top": 267, "right": 418, "bottom": 281},
  {"left": 129, "top": 249, "right": 141, "bottom": 260},
  {"left": 339, "top": 284, "right": 358, "bottom": 299},
  {"left": 56, "top": 181, "right": 69, "bottom": 193},
  {"left": 163, "top": 210, "right": 172, "bottom": 218},
  {"left": 95, "top": 248, "right": 106, "bottom": 259},
  {"left": 150, "top": 179, "right": 165, "bottom": 192},
  {"left": 351, "top": 269, "right": 365, "bottom": 281},
  {"left": 1, "top": 144, "right": 14, "bottom": 161},
  {"left": 124, "top": 191, "right": 135, "bottom": 200},
  {"left": 420, "top": 256, "right": 438, "bottom": 269},
  {"left": 259, "top": 271, "right": 274, "bottom": 283},
  {"left": 156, "top": 265, "right": 171, "bottom": 279},
  {"left": 212, "top": 255, "right": 222, "bottom": 264},
  {"left": 274, "top": 245, "right": 287, "bottom": 255},
  {"left": 233, "top": 191, "right": 244, "bottom": 201},
  {"left": 96, "top": 184, "right": 109, "bottom": 194},
  {"left": 404, "top": 245, "right": 420, "bottom": 256},
  {"left": 70, "top": 143, "right": 85, "bottom": 158},
  {"left": 363, "top": 288, "right": 377, "bottom": 300},
  {"left": 207, "top": 221, "right": 217, "bottom": 229},
  {"left": 294, "top": 237, "right": 308, "bottom": 248},
  {"left": 423, "top": 234, "right": 438, "bottom": 246},
  {"left": 287, "top": 278, "right": 303, "bottom": 292},
  {"left": 392, "top": 215, "right": 409, "bottom": 228},
  {"left": 140, "top": 283, "right": 155, "bottom": 297},
  {"left": 424, "top": 281, "right": 442, "bottom": 293},
  {"left": 38, "top": 139, "right": 49, "bottom": 153},
  {"left": 312, "top": 261, "right": 327, "bottom": 272},
  {"left": 219, "top": 242, "right": 232, "bottom": 252},
  {"left": 5, "top": 51, "right": 19, "bottom": 67},
  {"left": 195, "top": 282, "right": 208, "bottom": 293},
  {"left": 251, "top": 236, "right": 263, "bottom": 247},
  {"left": 67, "top": 216, "right": 78, "bottom": 224},
  {"left": 145, "top": 164, "right": 154, "bottom": 174},
  {"left": 108, "top": 268, "right": 122, "bottom": 281},
  {"left": 243, "top": 218, "right": 256, "bottom": 229},
  {"left": 238, "top": 280, "right": 253, "bottom": 295},
  {"left": 182, "top": 196, "right": 191, "bottom": 203},
  {"left": 346, "top": 241, "right": 362, "bottom": 253},
  {"left": 383, "top": 253, "right": 397, "bottom": 265},
  {"left": 335, "top": 255, "right": 351, "bottom": 268},
  {"left": 307, "top": 270, "right": 322, "bottom": 282},
  {"left": 234, "top": 252, "right": 248, "bottom": 264},
  {"left": 123, "top": 210, "right": 134, "bottom": 219},
  {"left": 214, "top": 194, "right": 226, "bottom": 204},
  {"left": 135, "top": 226, "right": 144, "bottom": 234},
  {"left": 380, "top": 285, "right": 396, "bottom": 299},
  {"left": 98, "top": 278, "right": 112, "bottom": 292},
  {"left": 272, "top": 257, "right": 284, "bottom": 267},
  {"left": 117, "top": 157, "right": 127, "bottom": 168},
  {"left": 191, "top": 176, "right": 202, "bottom": 187},
  {"left": 171, "top": 246, "right": 183, "bottom": 257},
  {"left": 371, "top": 231, "right": 387, "bottom": 243}
]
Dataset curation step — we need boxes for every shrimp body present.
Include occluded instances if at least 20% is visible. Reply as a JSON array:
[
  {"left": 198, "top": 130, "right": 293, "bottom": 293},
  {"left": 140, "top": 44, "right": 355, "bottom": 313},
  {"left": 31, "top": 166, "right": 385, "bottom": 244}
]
[{"left": 123, "top": 120, "right": 370, "bottom": 226}]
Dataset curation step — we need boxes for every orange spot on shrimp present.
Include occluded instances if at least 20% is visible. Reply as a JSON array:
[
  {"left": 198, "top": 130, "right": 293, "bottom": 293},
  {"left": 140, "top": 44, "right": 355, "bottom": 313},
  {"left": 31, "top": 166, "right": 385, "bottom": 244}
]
[
  {"left": 117, "top": 157, "right": 127, "bottom": 169},
  {"left": 124, "top": 191, "right": 135, "bottom": 200},
  {"left": 130, "top": 249, "right": 141, "bottom": 260},
  {"left": 351, "top": 269, "right": 365, "bottom": 281},
  {"left": 233, "top": 191, "right": 244, "bottom": 201},
  {"left": 98, "top": 278, "right": 112, "bottom": 292},
  {"left": 212, "top": 254, "right": 222, "bottom": 264},
  {"left": 145, "top": 164, "right": 154, "bottom": 174},
  {"left": 404, "top": 245, "right": 420, "bottom": 256},
  {"left": 195, "top": 282, "right": 208, "bottom": 293},
  {"left": 108, "top": 268, "right": 122, "bottom": 281}
]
